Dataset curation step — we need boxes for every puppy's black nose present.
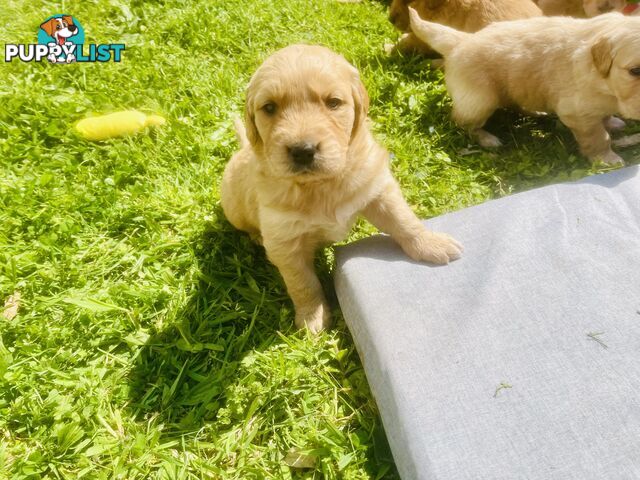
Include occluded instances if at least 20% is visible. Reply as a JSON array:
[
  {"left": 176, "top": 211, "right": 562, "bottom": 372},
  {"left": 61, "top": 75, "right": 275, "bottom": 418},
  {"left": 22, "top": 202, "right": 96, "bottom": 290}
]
[
  {"left": 288, "top": 143, "right": 317, "bottom": 167},
  {"left": 69, "top": 24, "right": 77, "bottom": 33}
]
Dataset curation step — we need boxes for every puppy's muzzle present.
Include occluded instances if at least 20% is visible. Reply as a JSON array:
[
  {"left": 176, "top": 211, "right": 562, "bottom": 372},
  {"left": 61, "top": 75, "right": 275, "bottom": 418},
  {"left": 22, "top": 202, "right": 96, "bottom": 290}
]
[{"left": 288, "top": 142, "right": 318, "bottom": 169}]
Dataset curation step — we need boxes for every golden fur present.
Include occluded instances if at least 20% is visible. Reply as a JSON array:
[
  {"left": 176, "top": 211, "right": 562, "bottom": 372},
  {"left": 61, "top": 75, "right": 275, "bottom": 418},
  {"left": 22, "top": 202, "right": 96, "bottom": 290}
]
[
  {"left": 388, "top": 0, "right": 541, "bottom": 54},
  {"left": 537, "top": 0, "right": 626, "bottom": 17},
  {"left": 221, "top": 45, "right": 463, "bottom": 332},
  {"left": 409, "top": 10, "right": 640, "bottom": 165}
]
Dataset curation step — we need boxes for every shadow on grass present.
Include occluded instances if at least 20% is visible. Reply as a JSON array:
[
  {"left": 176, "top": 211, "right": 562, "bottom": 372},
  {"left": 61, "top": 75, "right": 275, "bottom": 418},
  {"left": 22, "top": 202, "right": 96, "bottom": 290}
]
[{"left": 125, "top": 205, "right": 399, "bottom": 478}]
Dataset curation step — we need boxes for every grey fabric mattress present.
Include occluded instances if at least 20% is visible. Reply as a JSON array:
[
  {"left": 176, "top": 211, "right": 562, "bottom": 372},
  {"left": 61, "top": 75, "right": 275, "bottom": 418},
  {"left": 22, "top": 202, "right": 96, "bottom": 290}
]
[{"left": 334, "top": 166, "right": 640, "bottom": 480}]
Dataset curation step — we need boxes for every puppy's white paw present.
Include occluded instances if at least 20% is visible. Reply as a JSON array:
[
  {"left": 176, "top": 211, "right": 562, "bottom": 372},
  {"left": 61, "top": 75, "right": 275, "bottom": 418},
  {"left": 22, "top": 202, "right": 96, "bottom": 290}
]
[
  {"left": 295, "top": 302, "right": 332, "bottom": 334},
  {"left": 66, "top": 54, "right": 76, "bottom": 63},
  {"left": 404, "top": 231, "right": 463, "bottom": 265},
  {"left": 475, "top": 129, "right": 503, "bottom": 148},
  {"left": 604, "top": 116, "right": 626, "bottom": 132},
  {"left": 47, "top": 53, "right": 58, "bottom": 63}
]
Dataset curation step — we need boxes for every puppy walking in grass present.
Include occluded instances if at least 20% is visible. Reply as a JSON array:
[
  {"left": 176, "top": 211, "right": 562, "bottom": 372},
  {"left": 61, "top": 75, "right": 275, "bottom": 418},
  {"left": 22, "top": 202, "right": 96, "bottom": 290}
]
[
  {"left": 222, "top": 45, "right": 462, "bottom": 332},
  {"left": 408, "top": 9, "right": 640, "bottom": 165}
]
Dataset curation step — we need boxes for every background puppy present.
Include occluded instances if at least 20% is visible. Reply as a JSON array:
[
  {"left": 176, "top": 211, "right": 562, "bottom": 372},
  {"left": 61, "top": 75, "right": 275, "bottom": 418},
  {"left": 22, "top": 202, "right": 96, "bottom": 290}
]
[
  {"left": 388, "top": 0, "right": 541, "bottom": 55},
  {"left": 409, "top": 10, "right": 640, "bottom": 165},
  {"left": 537, "top": 0, "right": 626, "bottom": 17},
  {"left": 221, "top": 44, "right": 463, "bottom": 332}
]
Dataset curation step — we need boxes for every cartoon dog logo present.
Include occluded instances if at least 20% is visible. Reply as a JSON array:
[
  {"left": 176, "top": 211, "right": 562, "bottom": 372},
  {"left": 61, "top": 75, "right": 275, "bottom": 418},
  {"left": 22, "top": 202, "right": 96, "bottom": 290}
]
[
  {"left": 39, "top": 15, "right": 79, "bottom": 63},
  {"left": 4, "top": 15, "right": 123, "bottom": 64}
]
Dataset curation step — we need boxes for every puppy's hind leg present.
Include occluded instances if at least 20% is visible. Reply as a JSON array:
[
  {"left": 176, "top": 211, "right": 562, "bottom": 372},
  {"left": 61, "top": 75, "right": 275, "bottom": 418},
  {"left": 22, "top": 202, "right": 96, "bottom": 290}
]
[
  {"left": 362, "top": 179, "right": 463, "bottom": 264},
  {"left": 450, "top": 87, "right": 502, "bottom": 148}
]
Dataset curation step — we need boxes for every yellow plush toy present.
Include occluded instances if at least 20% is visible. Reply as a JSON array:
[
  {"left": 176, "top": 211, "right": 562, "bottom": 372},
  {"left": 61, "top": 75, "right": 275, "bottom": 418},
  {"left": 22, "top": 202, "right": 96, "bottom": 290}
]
[{"left": 75, "top": 110, "right": 166, "bottom": 141}]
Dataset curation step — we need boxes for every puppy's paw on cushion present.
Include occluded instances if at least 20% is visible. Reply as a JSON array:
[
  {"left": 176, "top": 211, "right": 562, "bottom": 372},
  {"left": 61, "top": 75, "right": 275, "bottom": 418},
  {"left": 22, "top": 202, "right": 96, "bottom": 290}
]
[
  {"left": 295, "top": 302, "right": 333, "bottom": 333},
  {"left": 405, "top": 231, "right": 463, "bottom": 265}
]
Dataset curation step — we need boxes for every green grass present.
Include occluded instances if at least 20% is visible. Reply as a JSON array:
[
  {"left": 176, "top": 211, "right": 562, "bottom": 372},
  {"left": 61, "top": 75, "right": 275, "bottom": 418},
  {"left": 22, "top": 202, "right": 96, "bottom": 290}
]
[{"left": 0, "top": 1, "right": 638, "bottom": 478}]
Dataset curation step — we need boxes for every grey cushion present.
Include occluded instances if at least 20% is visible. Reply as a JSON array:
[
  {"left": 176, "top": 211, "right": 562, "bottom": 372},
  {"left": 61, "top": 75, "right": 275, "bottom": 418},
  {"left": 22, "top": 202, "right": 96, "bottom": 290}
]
[{"left": 335, "top": 166, "right": 640, "bottom": 480}]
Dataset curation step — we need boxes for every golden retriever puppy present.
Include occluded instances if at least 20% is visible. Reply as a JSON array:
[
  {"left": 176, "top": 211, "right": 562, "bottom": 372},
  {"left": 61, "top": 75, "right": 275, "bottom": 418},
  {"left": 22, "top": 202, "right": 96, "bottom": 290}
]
[
  {"left": 388, "top": 0, "right": 541, "bottom": 54},
  {"left": 408, "top": 9, "right": 640, "bottom": 165},
  {"left": 537, "top": 0, "right": 625, "bottom": 17},
  {"left": 221, "top": 45, "right": 463, "bottom": 333}
]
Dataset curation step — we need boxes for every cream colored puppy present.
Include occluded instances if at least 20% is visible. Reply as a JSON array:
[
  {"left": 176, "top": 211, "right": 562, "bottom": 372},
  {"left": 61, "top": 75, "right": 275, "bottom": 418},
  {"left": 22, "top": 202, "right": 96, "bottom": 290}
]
[
  {"left": 221, "top": 45, "right": 463, "bottom": 333},
  {"left": 409, "top": 10, "right": 640, "bottom": 165}
]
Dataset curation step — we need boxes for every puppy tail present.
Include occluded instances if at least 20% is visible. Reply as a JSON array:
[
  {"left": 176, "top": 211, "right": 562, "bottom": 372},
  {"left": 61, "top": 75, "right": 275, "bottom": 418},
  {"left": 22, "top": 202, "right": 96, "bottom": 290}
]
[
  {"left": 233, "top": 116, "right": 249, "bottom": 148},
  {"left": 408, "top": 7, "right": 468, "bottom": 56}
]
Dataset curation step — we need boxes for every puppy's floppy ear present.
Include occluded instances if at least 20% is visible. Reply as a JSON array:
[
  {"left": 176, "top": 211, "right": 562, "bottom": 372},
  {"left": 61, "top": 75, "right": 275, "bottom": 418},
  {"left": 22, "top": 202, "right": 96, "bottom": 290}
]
[
  {"left": 62, "top": 15, "right": 75, "bottom": 27},
  {"left": 351, "top": 74, "right": 370, "bottom": 140},
  {"left": 591, "top": 35, "right": 614, "bottom": 78},
  {"left": 243, "top": 85, "right": 261, "bottom": 146},
  {"left": 40, "top": 18, "right": 57, "bottom": 37}
]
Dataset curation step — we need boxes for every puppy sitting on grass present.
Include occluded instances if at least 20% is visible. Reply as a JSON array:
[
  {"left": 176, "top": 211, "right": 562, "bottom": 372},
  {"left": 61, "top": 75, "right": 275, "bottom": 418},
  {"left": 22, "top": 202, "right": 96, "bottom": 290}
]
[
  {"left": 221, "top": 45, "right": 462, "bottom": 333},
  {"left": 409, "top": 9, "right": 640, "bottom": 165}
]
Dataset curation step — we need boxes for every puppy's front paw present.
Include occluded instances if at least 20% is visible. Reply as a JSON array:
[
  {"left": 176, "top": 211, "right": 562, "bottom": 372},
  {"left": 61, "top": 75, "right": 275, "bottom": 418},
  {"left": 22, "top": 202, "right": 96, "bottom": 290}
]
[
  {"left": 592, "top": 150, "right": 625, "bottom": 166},
  {"left": 404, "top": 231, "right": 463, "bottom": 265},
  {"left": 295, "top": 302, "right": 332, "bottom": 334}
]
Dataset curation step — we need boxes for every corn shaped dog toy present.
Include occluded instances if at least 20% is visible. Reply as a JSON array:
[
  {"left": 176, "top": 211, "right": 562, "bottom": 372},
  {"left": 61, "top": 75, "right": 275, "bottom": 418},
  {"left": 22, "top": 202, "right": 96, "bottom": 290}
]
[{"left": 75, "top": 110, "right": 166, "bottom": 141}]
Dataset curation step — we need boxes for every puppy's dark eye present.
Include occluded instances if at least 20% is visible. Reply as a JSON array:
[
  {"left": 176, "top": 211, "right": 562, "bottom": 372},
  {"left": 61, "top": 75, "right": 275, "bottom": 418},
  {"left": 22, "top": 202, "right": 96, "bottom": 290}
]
[
  {"left": 262, "top": 103, "right": 277, "bottom": 115},
  {"left": 56, "top": 25, "right": 61, "bottom": 30},
  {"left": 326, "top": 98, "right": 342, "bottom": 110},
  {"left": 629, "top": 67, "right": 640, "bottom": 77}
]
